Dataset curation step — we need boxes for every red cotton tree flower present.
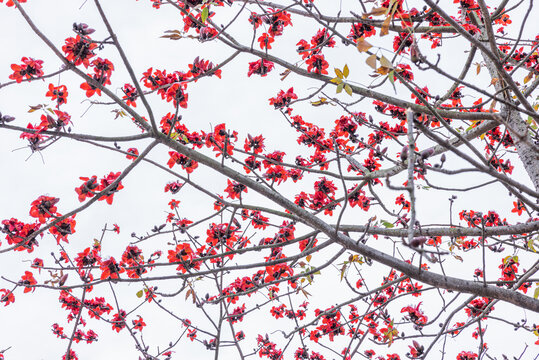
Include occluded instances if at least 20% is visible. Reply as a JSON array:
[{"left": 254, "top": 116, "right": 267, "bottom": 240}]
[{"left": 0, "top": 0, "right": 538, "bottom": 360}]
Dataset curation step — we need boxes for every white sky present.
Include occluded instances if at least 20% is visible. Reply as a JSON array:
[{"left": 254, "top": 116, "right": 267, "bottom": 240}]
[{"left": 0, "top": 0, "right": 537, "bottom": 359}]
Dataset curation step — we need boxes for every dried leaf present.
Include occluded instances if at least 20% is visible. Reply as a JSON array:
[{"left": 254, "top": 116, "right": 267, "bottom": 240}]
[
  {"left": 28, "top": 104, "right": 44, "bottom": 113},
  {"left": 523, "top": 71, "right": 533, "bottom": 84},
  {"left": 310, "top": 97, "right": 332, "bottom": 106},
  {"left": 160, "top": 34, "right": 178, "bottom": 40},
  {"left": 334, "top": 68, "right": 344, "bottom": 79},
  {"left": 380, "top": 56, "right": 393, "bottom": 69},
  {"left": 59, "top": 274, "right": 68, "bottom": 287},
  {"left": 356, "top": 37, "right": 373, "bottom": 52},
  {"left": 476, "top": 63, "right": 481, "bottom": 75},
  {"left": 280, "top": 69, "right": 291, "bottom": 81},
  {"left": 488, "top": 99, "right": 497, "bottom": 112},
  {"left": 306, "top": 254, "right": 312, "bottom": 262},
  {"left": 365, "top": 6, "right": 388, "bottom": 16},
  {"left": 366, "top": 54, "right": 377, "bottom": 69},
  {"left": 343, "top": 64, "right": 349, "bottom": 78},
  {"left": 340, "top": 263, "right": 347, "bottom": 281},
  {"left": 381, "top": 16, "right": 391, "bottom": 36}
]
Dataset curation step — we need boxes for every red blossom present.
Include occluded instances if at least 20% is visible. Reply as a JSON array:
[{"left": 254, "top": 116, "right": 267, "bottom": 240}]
[{"left": 9, "top": 57, "right": 44, "bottom": 83}]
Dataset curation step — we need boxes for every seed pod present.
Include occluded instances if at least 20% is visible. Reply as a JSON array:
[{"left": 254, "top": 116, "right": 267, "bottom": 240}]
[
  {"left": 409, "top": 237, "right": 427, "bottom": 247},
  {"left": 59, "top": 273, "right": 68, "bottom": 287},
  {"left": 421, "top": 148, "right": 434, "bottom": 159},
  {"left": 401, "top": 146, "right": 409, "bottom": 161}
]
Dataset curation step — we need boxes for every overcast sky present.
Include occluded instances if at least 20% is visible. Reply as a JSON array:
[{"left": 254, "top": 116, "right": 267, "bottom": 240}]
[{"left": 0, "top": 1, "right": 537, "bottom": 359}]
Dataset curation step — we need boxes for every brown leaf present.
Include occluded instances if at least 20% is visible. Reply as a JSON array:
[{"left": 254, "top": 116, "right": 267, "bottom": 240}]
[
  {"left": 381, "top": 16, "right": 391, "bottom": 36},
  {"left": 379, "top": 56, "right": 393, "bottom": 69},
  {"left": 523, "top": 71, "right": 533, "bottom": 84},
  {"left": 59, "top": 274, "right": 68, "bottom": 287},
  {"left": 356, "top": 37, "right": 373, "bottom": 52},
  {"left": 364, "top": 6, "right": 388, "bottom": 16},
  {"left": 280, "top": 69, "right": 291, "bottom": 81},
  {"left": 366, "top": 54, "right": 377, "bottom": 69}
]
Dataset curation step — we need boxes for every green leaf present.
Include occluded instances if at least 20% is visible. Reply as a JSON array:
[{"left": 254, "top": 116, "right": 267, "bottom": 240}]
[
  {"left": 336, "top": 82, "right": 344, "bottom": 93},
  {"left": 388, "top": 70, "right": 395, "bottom": 84},
  {"left": 201, "top": 7, "right": 209, "bottom": 23},
  {"left": 340, "top": 263, "right": 347, "bottom": 281},
  {"left": 344, "top": 84, "right": 353, "bottom": 96},
  {"left": 381, "top": 220, "right": 394, "bottom": 228},
  {"left": 136, "top": 290, "right": 143, "bottom": 298},
  {"left": 528, "top": 238, "right": 537, "bottom": 252},
  {"left": 343, "top": 64, "right": 349, "bottom": 78},
  {"left": 534, "top": 286, "right": 539, "bottom": 299}
]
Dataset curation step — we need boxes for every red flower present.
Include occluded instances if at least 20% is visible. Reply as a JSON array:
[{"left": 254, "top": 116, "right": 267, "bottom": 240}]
[
  {"left": 112, "top": 310, "right": 127, "bottom": 332},
  {"left": 395, "top": 194, "right": 411, "bottom": 211},
  {"left": 45, "top": 83, "right": 68, "bottom": 105},
  {"left": 9, "top": 57, "right": 44, "bottom": 83},
  {"left": 167, "top": 151, "right": 198, "bottom": 173},
  {"left": 62, "top": 350, "right": 78, "bottom": 360},
  {"left": 167, "top": 243, "right": 194, "bottom": 263},
  {"left": 456, "top": 351, "right": 478, "bottom": 360},
  {"left": 49, "top": 215, "right": 76, "bottom": 244},
  {"left": 401, "top": 303, "right": 428, "bottom": 328},
  {"left": 31, "top": 258, "right": 44, "bottom": 273},
  {"left": 100, "top": 257, "right": 125, "bottom": 280},
  {"left": 169, "top": 199, "right": 180, "bottom": 209},
  {"left": 2, "top": 0, "right": 28, "bottom": 7},
  {"left": 306, "top": 54, "right": 329, "bottom": 74},
  {"left": 0, "top": 289, "right": 15, "bottom": 306},
  {"left": 465, "top": 297, "right": 493, "bottom": 318},
  {"left": 62, "top": 35, "right": 97, "bottom": 67},
  {"left": 1, "top": 218, "right": 42, "bottom": 251},
  {"left": 244, "top": 134, "right": 265, "bottom": 154},
  {"left": 126, "top": 147, "right": 139, "bottom": 160},
  {"left": 188, "top": 56, "right": 222, "bottom": 79},
  {"left": 75, "top": 247, "right": 102, "bottom": 268},
  {"left": 165, "top": 181, "right": 184, "bottom": 194},
  {"left": 311, "top": 28, "right": 335, "bottom": 48},
  {"left": 258, "top": 33, "right": 275, "bottom": 49},
  {"left": 224, "top": 179, "right": 247, "bottom": 199},
  {"left": 116, "top": 84, "right": 137, "bottom": 108},
  {"left": 511, "top": 200, "right": 525, "bottom": 215},
  {"left": 348, "top": 22, "right": 376, "bottom": 40},
  {"left": 247, "top": 59, "right": 275, "bottom": 77},
  {"left": 269, "top": 87, "right": 297, "bottom": 109},
  {"left": 75, "top": 176, "right": 99, "bottom": 202},
  {"left": 165, "top": 83, "right": 189, "bottom": 108},
  {"left": 20, "top": 271, "right": 37, "bottom": 293},
  {"left": 29, "top": 196, "right": 59, "bottom": 223},
  {"left": 97, "top": 172, "right": 124, "bottom": 205},
  {"left": 91, "top": 57, "right": 115, "bottom": 77},
  {"left": 132, "top": 316, "right": 146, "bottom": 331},
  {"left": 80, "top": 73, "right": 109, "bottom": 97}
]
